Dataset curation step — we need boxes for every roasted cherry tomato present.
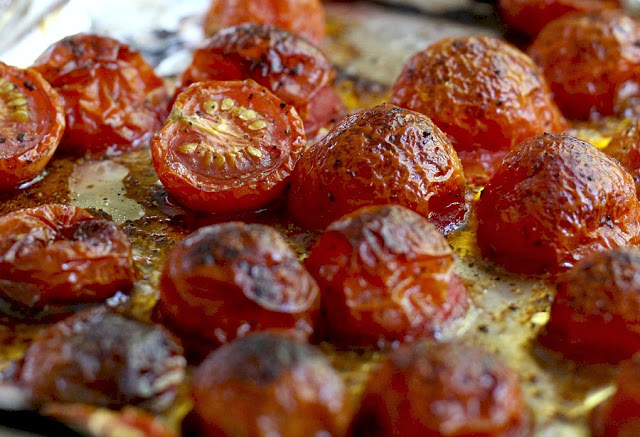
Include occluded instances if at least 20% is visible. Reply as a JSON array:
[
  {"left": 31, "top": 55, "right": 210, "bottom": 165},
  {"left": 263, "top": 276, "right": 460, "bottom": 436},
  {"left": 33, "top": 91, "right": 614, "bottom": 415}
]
[
  {"left": 391, "top": 36, "right": 567, "bottom": 182},
  {"left": 604, "top": 118, "right": 640, "bottom": 194},
  {"left": 541, "top": 248, "right": 640, "bottom": 363},
  {"left": 152, "top": 80, "right": 305, "bottom": 214},
  {"left": 0, "top": 61, "right": 65, "bottom": 190},
  {"left": 476, "top": 133, "right": 640, "bottom": 274},
  {"left": 192, "top": 333, "right": 351, "bottom": 437},
  {"left": 288, "top": 103, "right": 467, "bottom": 233},
  {"left": 156, "top": 222, "right": 319, "bottom": 358},
  {"left": 0, "top": 204, "right": 135, "bottom": 310},
  {"left": 305, "top": 205, "right": 468, "bottom": 346},
  {"left": 17, "top": 306, "right": 186, "bottom": 411},
  {"left": 351, "top": 341, "right": 530, "bottom": 436},
  {"left": 177, "top": 24, "right": 344, "bottom": 139},
  {"left": 528, "top": 10, "right": 640, "bottom": 120},
  {"left": 32, "top": 33, "right": 168, "bottom": 156},
  {"left": 203, "top": 0, "right": 326, "bottom": 45},
  {"left": 499, "top": 0, "right": 620, "bottom": 38}
]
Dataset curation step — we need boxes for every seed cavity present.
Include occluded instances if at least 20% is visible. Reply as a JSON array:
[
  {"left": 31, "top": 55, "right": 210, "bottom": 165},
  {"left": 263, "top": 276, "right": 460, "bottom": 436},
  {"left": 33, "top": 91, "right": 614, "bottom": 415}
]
[
  {"left": 246, "top": 146, "right": 263, "bottom": 158},
  {"left": 221, "top": 98, "right": 235, "bottom": 111},
  {"left": 0, "top": 78, "right": 29, "bottom": 122},
  {"left": 203, "top": 100, "right": 218, "bottom": 114},
  {"left": 248, "top": 120, "right": 267, "bottom": 131}
]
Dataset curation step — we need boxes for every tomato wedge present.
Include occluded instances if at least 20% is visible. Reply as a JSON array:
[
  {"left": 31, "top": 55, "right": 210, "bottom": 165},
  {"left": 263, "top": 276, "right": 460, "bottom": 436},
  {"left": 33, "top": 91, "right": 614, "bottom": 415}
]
[
  {"left": 151, "top": 80, "right": 306, "bottom": 213},
  {"left": 0, "top": 61, "right": 64, "bottom": 190}
]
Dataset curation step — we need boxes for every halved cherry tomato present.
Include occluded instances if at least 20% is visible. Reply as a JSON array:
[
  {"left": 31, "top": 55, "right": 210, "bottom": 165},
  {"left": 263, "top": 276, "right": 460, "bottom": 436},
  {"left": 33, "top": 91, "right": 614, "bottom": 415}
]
[
  {"left": 32, "top": 33, "right": 168, "bottom": 156},
  {"left": 0, "top": 61, "right": 65, "bottom": 190},
  {"left": 0, "top": 204, "right": 135, "bottom": 310},
  {"left": 203, "top": 0, "right": 326, "bottom": 45},
  {"left": 152, "top": 80, "right": 306, "bottom": 214}
]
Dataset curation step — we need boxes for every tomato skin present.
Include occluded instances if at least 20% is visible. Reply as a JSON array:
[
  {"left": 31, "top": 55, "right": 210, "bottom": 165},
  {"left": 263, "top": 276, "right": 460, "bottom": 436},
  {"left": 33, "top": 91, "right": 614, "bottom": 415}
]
[
  {"left": 542, "top": 248, "right": 640, "bottom": 363},
  {"left": 0, "top": 204, "right": 135, "bottom": 310},
  {"left": 528, "top": 10, "right": 640, "bottom": 120},
  {"left": 32, "top": 33, "right": 168, "bottom": 156},
  {"left": 152, "top": 80, "right": 306, "bottom": 214},
  {"left": 391, "top": 36, "right": 567, "bottom": 182},
  {"left": 476, "top": 133, "right": 640, "bottom": 274},
  {"left": 0, "top": 62, "right": 65, "bottom": 190},
  {"left": 156, "top": 222, "right": 319, "bottom": 357},
  {"left": 192, "top": 333, "right": 351, "bottom": 437},
  {"left": 305, "top": 205, "right": 468, "bottom": 346},
  {"left": 17, "top": 306, "right": 186, "bottom": 410},
  {"left": 203, "top": 0, "right": 326, "bottom": 45},
  {"left": 288, "top": 103, "right": 467, "bottom": 233},
  {"left": 605, "top": 119, "right": 640, "bottom": 195},
  {"left": 350, "top": 341, "right": 530, "bottom": 437}
]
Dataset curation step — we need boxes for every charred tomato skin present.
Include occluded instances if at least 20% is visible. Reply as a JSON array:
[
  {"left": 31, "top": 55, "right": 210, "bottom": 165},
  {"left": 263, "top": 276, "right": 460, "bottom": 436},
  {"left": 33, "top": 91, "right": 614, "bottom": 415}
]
[
  {"left": 192, "top": 332, "right": 351, "bottom": 437},
  {"left": 542, "top": 248, "right": 640, "bottom": 363},
  {"left": 476, "top": 133, "right": 640, "bottom": 275},
  {"left": 32, "top": 33, "right": 168, "bottom": 156},
  {"left": 0, "top": 204, "right": 135, "bottom": 310},
  {"left": 305, "top": 205, "right": 468, "bottom": 346},
  {"left": 288, "top": 103, "right": 467, "bottom": 233},
  {"left": 350, "top": 341, "right": 530, "bottom": 437},
  {"left": 605, "top": 118, "right": 640, "bottom": 194},
  {"left": 0, "top": 62, "right": 65, "bottom": 190},
  {"left": 528, "top": 10, "right": 640, "bottom": 120},
  {"left": 156, "top": 222, "right": 319, "bottom": 356},
  {"left": 17, "top": 306, "right": 186, "bottom": 411},
  {"left": 391, "top": 36, "right": 566, "bottom": 183}
]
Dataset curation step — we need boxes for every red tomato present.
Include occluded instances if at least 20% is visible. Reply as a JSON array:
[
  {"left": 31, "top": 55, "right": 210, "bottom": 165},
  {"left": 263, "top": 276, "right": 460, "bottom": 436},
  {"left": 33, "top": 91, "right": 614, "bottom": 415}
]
[
  {"left": 305, "top": 205, "right": 468, "bottom": 347},
  {"left": 351, "top": 341, "right": 530, "bottom": 436},
  {"left": 203, "top": 0, "right": 326, "bottom": 45},
  {"left": 0, "top": 61, "right": 65, "bottom": 190},
  {"left": 605, "top": 118, "right": 640, "bottom": 194},
  {"left": 32, "top": 33, "right": 168, "bottom": 156},
  {"left": 152, "top": 80, "right": 306, "bottom": 214},
  {"left": 0, "top": 204, "right": 135, "bottom": 311},
  {"left": 177, "top": 24, "right": 343, "bottom": 139}
]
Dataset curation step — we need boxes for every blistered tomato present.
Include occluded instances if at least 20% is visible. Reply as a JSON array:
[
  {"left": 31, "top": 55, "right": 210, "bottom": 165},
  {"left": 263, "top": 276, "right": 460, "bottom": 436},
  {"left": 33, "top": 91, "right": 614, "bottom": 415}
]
[{"left": 604, "top": 118, "right": 640, "bottom": 194}]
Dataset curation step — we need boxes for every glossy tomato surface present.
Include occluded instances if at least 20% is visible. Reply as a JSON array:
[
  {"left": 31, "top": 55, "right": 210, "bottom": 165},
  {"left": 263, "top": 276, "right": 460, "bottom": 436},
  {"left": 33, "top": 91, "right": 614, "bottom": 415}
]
[
  {"left": 192, "top": 333, "right": 351, "bottom": 437},
  {"left": 306, "top": 205, "right": 468, "bottom": 346},
  {"left": 0, "top": 204, "right": 135, "bottom": 310},
  {"left": 0, "top": 62, "right": 65, "bottom": 190},
  {"left": 605, "top": 118, "right": 640, "bottom": 194},
  {"left": 391, "top": 36, "right": 566, "bottom": 182},
  {"left": 288, "top": 103, "right": 467, "bottom": 233},
  {"left": 476, "top": 133, "right": 640, "bottom": 274},
  {"left": 32, "top": 33, "right": 168, "bottom": 156},
  {"left": 152, "top": 80, "right": 306, "bottom": 214}
]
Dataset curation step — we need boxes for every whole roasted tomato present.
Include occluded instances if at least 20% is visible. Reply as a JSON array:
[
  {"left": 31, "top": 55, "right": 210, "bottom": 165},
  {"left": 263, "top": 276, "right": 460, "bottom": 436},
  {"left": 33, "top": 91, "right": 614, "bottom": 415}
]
[
  {"left": 476, "top": 133, "right": 640, "bottom": 274},
  {"left": 156, "top": 222, "right": 319, "bottom": 358},
  {"left": 192, "top": 333, "right": 351, "bottom": 437},
  {"left": 0, "top": 204, "right": 135, "bottom": 311},
  {"left": 391, "top": 36, "right": 567, "bottom": 182},
  {"left": 152, "top": 80, "right": 306, "bottom": 214},
  {"left": 604, "top": 118, "right": 640, "bottom": 194},
  {"left": 305, "top": 205, "right": 468, "bottom": 346},
  {"left": 203, "top": 0, "right": 326, "bottom": 45},
  {"left": 288, "top": 103, "right": 467, "bottom": 233},
  {"left": 32, "top": 33, "right": 168, "bottom": 156},
  {"left": 0, "top": 61, "right": 65, "bottom": 190},
  {"left": 351, "top": 341, "right": 530, "bottom": 436},
  {"left": 528, "top": 10, "right": 640, "bottom": 120},
  {"left": 177, "top": 24, "right": 343, "bottom": 139}
]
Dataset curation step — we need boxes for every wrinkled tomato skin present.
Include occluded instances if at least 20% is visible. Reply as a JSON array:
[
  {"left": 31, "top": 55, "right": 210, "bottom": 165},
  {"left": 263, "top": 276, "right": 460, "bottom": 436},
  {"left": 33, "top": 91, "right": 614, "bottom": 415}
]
[
  {"left": 288, "top": 103, "right": 467, "bottom": 233},
  {"left": 203, "top": 0, "right": 326, "bottom": 45},
  {"left": 156, "top": 222, "right": 319, "bottom": 357},
  {"left": 350, "top": 341, "right": 530, "bottom": 437},
  {"left": 528, "top": 10, "right": 640, "bottom": 120},
  {"left": 391, "top": 36, "right": 566, "bottom": 183},
  {"left": 605, "top": 119, "right": 640, "bottom": 195},
  {"left": 17, "top": 306, "right": 186, "bottom": 411},
  {"left": 192, "top": 333, "right": 351, "bottom": 437},
  {"left": 0, "top": 204, "right": 135, "bottom": 310},
  {"left": 177, "top": 24, "right": 342, "bottom": 138},
  {"left": 0, "top": 62, "right": 65, "bottom": 190},
  {"left": 542, "top": 248, "right": 640, "bottom": 363},
  {"left": 32, "top": 33, "right": 168, "bottom": 156},
  {"left": 499, "top": 0, "right": 620, "bottom": 38},
  {"left": 476, "top": 133, "right": 640, "bottom": 275},
  {"left": 305, "top": 205, "right": 468, "bottom": 347},
  {"left": 152, "top": 80, "right": 306, "bottom": 214}
]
